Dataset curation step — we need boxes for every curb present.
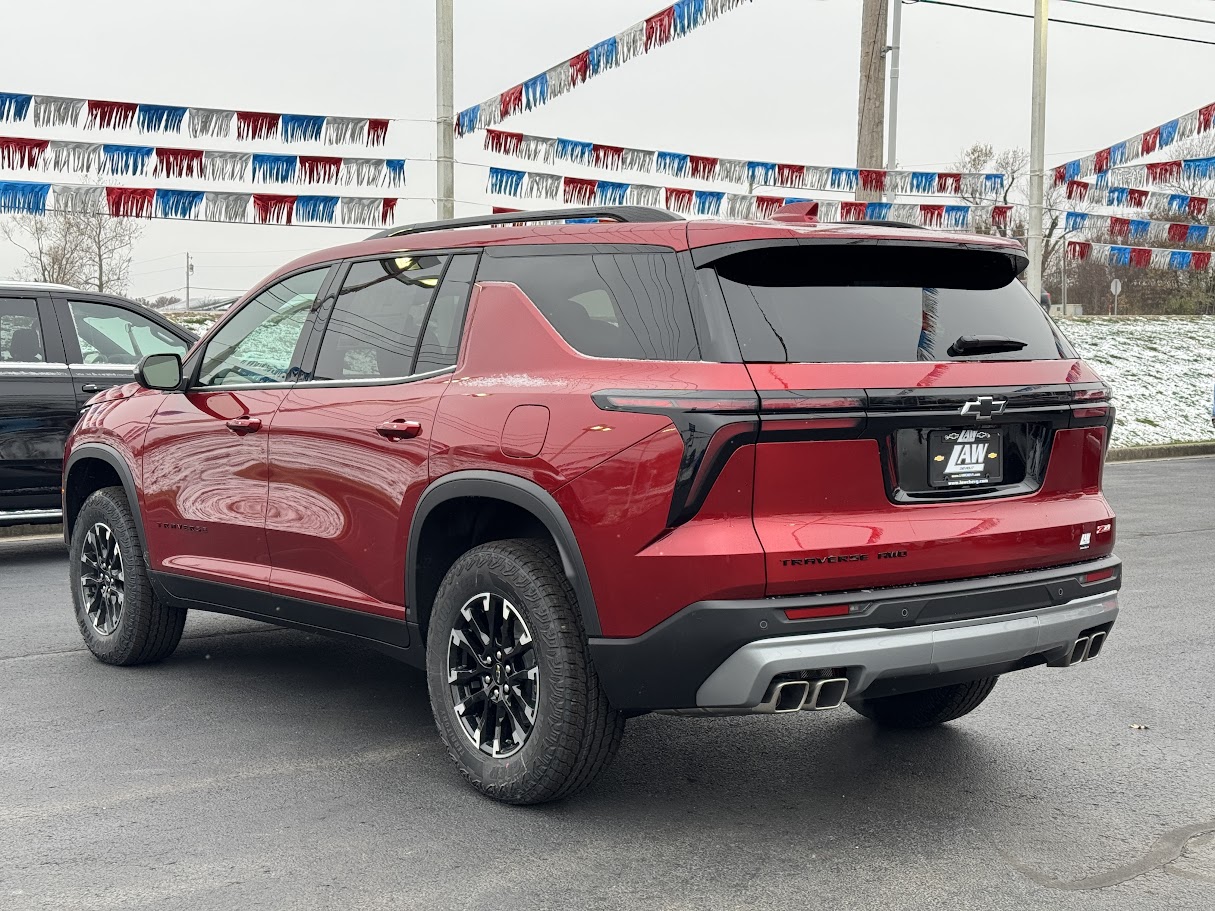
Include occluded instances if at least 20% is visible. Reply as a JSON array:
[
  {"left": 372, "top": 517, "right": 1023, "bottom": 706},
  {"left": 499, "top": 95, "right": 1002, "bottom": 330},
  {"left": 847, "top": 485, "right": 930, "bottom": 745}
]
[
  {"left": 1107, "top": 441, "right": 1215, "bottom": 463},
  {"left": 0, "top": 523, "right": 64, "bottom": 541}
]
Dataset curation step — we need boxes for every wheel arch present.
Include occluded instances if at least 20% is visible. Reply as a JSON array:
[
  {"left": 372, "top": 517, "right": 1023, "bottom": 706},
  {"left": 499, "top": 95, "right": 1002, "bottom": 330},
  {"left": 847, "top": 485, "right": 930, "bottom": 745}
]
[
  {"left": 407, "top": 471, "right": 600, "bottom": 640},
  {"left": 63, "top": 444, "right": 146, "bottom": 551}
]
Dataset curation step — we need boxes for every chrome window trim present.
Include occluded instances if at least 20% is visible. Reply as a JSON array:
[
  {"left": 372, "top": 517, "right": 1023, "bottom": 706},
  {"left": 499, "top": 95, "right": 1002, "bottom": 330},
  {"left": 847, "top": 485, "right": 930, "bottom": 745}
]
[
  {"left": 0, "top": 361, "right": 69, "bottom": 370},
  {"left": 190, "top": 365, "right": 457, "bottom": 393}
]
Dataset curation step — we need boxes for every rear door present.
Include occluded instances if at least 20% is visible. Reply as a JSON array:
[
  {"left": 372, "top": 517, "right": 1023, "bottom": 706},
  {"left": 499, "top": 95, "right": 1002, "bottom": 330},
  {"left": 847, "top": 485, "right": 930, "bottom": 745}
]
[
  {"left": 695, "top": 237, "right": 1115, "bottom": 596},
  {"left": 0, "top": 293, "right": 76, "bottom": 511}
]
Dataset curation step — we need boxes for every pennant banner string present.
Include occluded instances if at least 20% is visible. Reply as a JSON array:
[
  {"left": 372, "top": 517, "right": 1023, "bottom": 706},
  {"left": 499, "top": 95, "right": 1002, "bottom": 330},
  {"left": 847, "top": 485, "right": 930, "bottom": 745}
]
[
  {"left": 455, "top": 0, "right": 753, "bottom": 137},
  {"left": 1068, "top": 239, "right": 1212, "bottom": 273},
  {"left": 1062, "top": 179, "right": 1212, "bottom": 218},
  {"left": 1063, "top": 211, "right": 1215, "bottom": 247},
  {"left": 483, "top": 128, "right": 1006, "bottom": 196}
]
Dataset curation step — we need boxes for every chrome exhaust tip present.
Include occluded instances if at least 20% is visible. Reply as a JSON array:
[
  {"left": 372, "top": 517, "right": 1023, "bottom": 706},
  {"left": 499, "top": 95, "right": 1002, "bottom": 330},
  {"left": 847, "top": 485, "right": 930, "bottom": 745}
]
[
  {"left": 757, "top": 680, "right": 811, "bottom": 713},
  {"left": 1067, "top": 635, "right": 1092, "bottom": 667},
  {"left": 1084, "top": 631, "right": 1106, "bottom": 661},
  {"left": 805, "top": 677, "right": 849, "bottom": 711}
]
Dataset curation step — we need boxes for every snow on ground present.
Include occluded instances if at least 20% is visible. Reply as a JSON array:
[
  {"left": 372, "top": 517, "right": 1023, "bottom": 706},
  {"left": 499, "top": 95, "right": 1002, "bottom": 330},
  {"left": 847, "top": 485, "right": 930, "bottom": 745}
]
[{"left": 1058, "top": 316, "right": 1215, "bottom": 448}]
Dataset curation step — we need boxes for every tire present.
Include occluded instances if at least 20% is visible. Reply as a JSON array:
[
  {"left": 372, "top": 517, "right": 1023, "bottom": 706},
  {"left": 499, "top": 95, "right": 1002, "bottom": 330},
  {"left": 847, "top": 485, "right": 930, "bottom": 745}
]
[
  {"left": 426, "top": 538, "right": 624, "bottom": 805},
  {"left": 69, "top": 486, "right": 186, "bottom": 666},
  {"left": 848, "top": 676, "right": 999, "bottom": 729}
]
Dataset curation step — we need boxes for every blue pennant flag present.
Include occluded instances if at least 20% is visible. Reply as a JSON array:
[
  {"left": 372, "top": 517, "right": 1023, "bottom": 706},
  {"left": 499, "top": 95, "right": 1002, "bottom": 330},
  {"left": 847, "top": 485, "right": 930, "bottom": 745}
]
[
  {"left": 1107, "top": 187, "right": 1129, "bottom": 207},
  {"left": 1094, "top": 171, "right": 1109, "bottom": 189},
  {"left": 1108, "top": 245, "right": 1131, "bottom": 266},
  {"left": 295, "top": 196, "right": 339, "bottom": 223},
  {"left": 656, "top": 151, "right": 690, "bottom": 177},
  {"left": 597, "top": 181, "right": 630, "bottom": 206},
  {"left": 0, "top": 93, "right": 33, "bottom": 122},
  {"left": 674, "top": 0, "right": 706, "bottom": 33},
  {"left": 136, "top": 104, "right": 187, "bottom": 133},
  {"left": 1065, "top": 212, "right": 1088, "bottom": 232},
  {"left": 1188, "top": 224, "right": 1210, "bottom": 245},
  {"left": 983, "top": 173, "right": 1005, "bottom": 194},
  {"left": 385, "top": 160, "right": 406, "bottom": 186},
  {"left": 866, "top": 202, "right": 891, "bottom": 220},
  {"left": 252, "top": 154, "right": 298, "bottom": 183},
  {"left": 1159, "top": 118, "right": 1180, "bottom": 148},
  {"left": 944, "top": 205, "right": 970, "bottom": 228},
  {"left": 910, "top": 172, "right": 937, "bottom": 193},
  {"left": 1128, "top": 219, "right": 1149, "bottom": 239},
  {"left": 523, "top": 73, "right": 549, "bottom": 110},
  {"left": 487, "top": 167, "right": 525, "bottom": 196},
  {"left": 1169, "top": 250, "right": 1192, "bottom": 271},
  {"left": 281, "top": 114, "right": 325, "bottom": 143},
  {"left": 829, "top": 167, "right": 858, "bottom": 190},
  {"left": 694, "top": 190, "right": 725, "bottom": 216},
  {"left": 1109, "top": 141, "right": 1129, "bottom": 167},
  {"left": 782, "top": 197, "right": 812, "bottom": 205},
  {"left": 457, "top": 105, "right": 480, "bottom": 136},
  {"left": 0, "top": 180, "right": 49, "bottom": 214},
  {"left": 102, "top": 144, "right": 154, "bottom": 175},
  {"left": 1183, "top": 156, "right": 1215, "bottom": 180},
  {"left": 1168, "top": 194, "right": 1190, "bottom": 213},
  {"left": 1064, "top": 160, "right": 1081, "bottom": 181},
  {"left": 747, "top": 162, "right": 776, "bottom": 185},
  {"left": 154, "top": 189, "right": 203, "bottom": 219},
  {"left": 556, "top": 138, "right": 594, "bottom": 164},
  {"left": 588, "top": 37, "right": 618, "bottom": 75}
]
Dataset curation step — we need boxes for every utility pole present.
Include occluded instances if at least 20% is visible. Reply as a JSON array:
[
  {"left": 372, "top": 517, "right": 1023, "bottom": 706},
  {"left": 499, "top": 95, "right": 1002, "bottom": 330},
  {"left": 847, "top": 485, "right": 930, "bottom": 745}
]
[
  {"left": 856, "top": 0, "right": 889, "bottom": 202},
  {"left": 185, "top": 252, "right": 193, "bottom": 309},
  {"left": 885, "top": 0, "right": 903, "bottom": 202},
  {"left": 1026, "top": 0, "right": 1049, "bottom": 300},
  {"left": 436, "top": 0, "right": 456, "bottom": 220}
]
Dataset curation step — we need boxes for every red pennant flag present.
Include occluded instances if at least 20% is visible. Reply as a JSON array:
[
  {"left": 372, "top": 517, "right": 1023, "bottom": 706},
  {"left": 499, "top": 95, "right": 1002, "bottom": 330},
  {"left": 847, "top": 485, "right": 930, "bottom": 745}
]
[
  {"left": 1146, "top": 160, "right": 1183, "bottom": 183},
  {"left": 563, "top": 177, "right": 597, "bottom": 205},
  {"left": 0, "top": 136, "right": 49, "bottom": 169},
  {"left": 1066, "top": 180, "right": 1089, "bottom": 202},
  {"left": 775, "top": 164, "right": 806, "bottom": 187},
  {"left": 1126, "top": 188, "right": 1149, "bottom": 208},
  {"left": 486, "top": 130, "right": 524, "bottom": 156},
  {"left": 155, "top": 147, "right": 204, "bottom": 178},
  {"left": 237, "top": 111, "right": 281, "bottom": 141},
  {"left": 593, "top": 144, "right": 625, "bottom": 169},
  {"left": 690, "top": 156, "right": 720, "bottom": 180},
  {"left": 1129, "top": 247, "right": 1152, "bottom": 269},
  {"left": 87, "top": 100, "right": 138, "bottom": 130},
  {"left": 570, "top": 51, "right": 590, "bottom": 85},
  {"left": 754, "top": 196, "right": 785, "bottom": 219},
  {"left": 1141, "top": 127, "right": 1160, "bottom": 155},
  {"left": 840, "top": 200, "right": 867, "bottom": 221},
  {"left": 860, "top": 170, "right": 886, "bottom": 193},
  {"left": 1191, "top": 251, "right": 1212, "bottom": 271},
  {"left": 1053, "top": 165, "right": 1067, "bottom": 186},
  {"left": 1093, "top": 148, "right": 1110, "bottom": 174},
  {"left": 991, "top": 205, "right": 1012, "bottom": 227},
  {"left": 105, "top": 186, "right": 155, "bottom": 218},
  {"left": 367, "top": 119, "right": 389, "bottom": 146},
  {"left": 381, "top": 198, "right": 397, "bottom": 224},
  {"left": 1168, "top": 222, "right": 1190, "bottom": 244},
  {"left": 1068, "top": 241, "right": 1092, "bottom": 261},
  {"left": 1108, "top": 217, "right": 1130, "bottom": 238},
  {"left": 1188, "top": 196, "right": 1209, "bottom": 218},
  {"left": 919, "top": 204, "right": 945, "bottom": 227},
  {"left": 1200, "top": 103, "right": 1215, "bottom": 133},
  {"left": 665, "top": 187, "right": 694, "bottom": 213},
  {"left": 253, "top": 193, "right": 297, "bottom": 224},
  {"left": 936, "top": 173, "right": 961, "bottom": 194},
  {"left": 299, "top": 156, "right": 342, "bottom": 183},
  {"left": 500, "top": 86, "right": 524, "bottom": 119},
  {"left": 646, "top": 6, "right": 676, "bottom": 49}
]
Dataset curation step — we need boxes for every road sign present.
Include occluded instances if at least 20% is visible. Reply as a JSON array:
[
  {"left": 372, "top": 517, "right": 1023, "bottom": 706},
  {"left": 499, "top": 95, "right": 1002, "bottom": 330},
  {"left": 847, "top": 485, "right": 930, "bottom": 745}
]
[{"left": 1110, "top": 279, "right": 1122, "bottom": 296}]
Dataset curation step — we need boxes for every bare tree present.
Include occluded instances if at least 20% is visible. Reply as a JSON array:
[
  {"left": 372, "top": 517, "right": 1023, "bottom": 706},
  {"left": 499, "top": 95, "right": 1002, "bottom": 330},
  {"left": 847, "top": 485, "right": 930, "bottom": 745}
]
[{"left": 1, "top": 199, "right": 141, "bottom": 293}]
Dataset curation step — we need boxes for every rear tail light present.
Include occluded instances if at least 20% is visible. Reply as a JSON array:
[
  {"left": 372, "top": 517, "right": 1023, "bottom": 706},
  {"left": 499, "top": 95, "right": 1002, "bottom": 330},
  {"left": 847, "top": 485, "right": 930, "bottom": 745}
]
[
  {"left": 593, "top": 391, "right": 760, "bottom": 414},
  {"left": 1070, "top": 383, "right": 1114, "bottom": 422},
  {"left": 1082, "top": 567, "right": 1116, "bottom": 584}
]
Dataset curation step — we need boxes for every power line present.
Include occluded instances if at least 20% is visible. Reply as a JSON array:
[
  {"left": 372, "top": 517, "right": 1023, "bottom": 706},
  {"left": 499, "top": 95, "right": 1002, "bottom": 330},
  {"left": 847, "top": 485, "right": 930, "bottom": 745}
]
[
  {"left": 911, "top": 0, "right": 1215, "bottom": 45},
  {"left": 1057, "top": 0, "right": 1215, "bottom": 28}
]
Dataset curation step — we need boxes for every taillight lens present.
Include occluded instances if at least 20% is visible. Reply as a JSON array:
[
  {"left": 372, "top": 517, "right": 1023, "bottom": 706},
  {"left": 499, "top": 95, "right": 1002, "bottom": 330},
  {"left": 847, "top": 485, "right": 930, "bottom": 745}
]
[
  {"left": 593, "top": 391, "right": 759, "bottom": 414},
  {"left": 1083, "top": 567, "right": 1116, "bottom": 584},
  {"left": 1072, "top": 383, "right": 1111, "bottom": 403}
]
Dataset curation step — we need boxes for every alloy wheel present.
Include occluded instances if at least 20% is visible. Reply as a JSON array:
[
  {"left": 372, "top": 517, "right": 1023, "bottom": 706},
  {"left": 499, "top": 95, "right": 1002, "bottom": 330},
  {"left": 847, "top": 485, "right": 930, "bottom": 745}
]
[
  {"left": 80, "top": 523, "right": 125, "bottom": 636},
  {"left": 447, "top": 593, "right": 540, "bottom": 758}
]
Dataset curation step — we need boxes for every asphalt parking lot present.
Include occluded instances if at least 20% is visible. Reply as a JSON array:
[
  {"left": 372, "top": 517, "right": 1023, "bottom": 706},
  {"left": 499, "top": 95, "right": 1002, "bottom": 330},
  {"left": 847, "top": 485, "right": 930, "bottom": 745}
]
[{"left": 2, "top": 457, "right": 1213, "bottom": 911}]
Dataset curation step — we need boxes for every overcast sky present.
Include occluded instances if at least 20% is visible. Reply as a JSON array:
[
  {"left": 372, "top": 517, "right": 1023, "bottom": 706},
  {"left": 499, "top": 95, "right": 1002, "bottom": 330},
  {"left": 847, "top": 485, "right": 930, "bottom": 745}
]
[{"left": 1, "top": 0, "right": 1212, "bottom": 301}]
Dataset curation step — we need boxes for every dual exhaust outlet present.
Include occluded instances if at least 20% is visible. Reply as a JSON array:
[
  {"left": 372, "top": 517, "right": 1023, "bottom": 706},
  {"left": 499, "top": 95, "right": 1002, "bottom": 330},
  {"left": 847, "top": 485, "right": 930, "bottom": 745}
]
[
  {"left": 1051, "top": 629, "right": 1108, "bottom": 667},
  {"left": 756, "top": 677, "right": 850, "bottom": 714}
]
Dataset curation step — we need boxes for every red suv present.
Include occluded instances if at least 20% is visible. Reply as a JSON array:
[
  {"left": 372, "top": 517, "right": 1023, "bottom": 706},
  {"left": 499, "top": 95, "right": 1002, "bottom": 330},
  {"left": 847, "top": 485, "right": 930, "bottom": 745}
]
[{"left": 63, "top": 206, "right": 1120, "bottom": 804}]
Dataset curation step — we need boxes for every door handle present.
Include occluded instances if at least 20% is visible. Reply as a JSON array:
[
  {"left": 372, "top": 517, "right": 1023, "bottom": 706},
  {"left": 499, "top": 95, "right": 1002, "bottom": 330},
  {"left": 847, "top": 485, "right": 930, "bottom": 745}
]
[
  {"left": 225, "top": 416, "right": 263, "bottom": 435},
  {"left": 376, "top": 419, "right": 422, "bottom": 440},
  {"left": 81, "top": 384, "right": 112, "bottom": 393}
]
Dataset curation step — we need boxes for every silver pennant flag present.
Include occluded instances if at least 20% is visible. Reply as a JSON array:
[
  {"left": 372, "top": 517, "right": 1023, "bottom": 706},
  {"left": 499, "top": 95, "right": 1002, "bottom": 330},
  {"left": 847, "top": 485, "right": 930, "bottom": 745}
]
[
  {"left": 626, "top": 185, "right": 663, "bottom": 208},
  {"left": 519, "top": 135, "right": 556, "bottom": 164},
  {"left": 717, "top": 160, "right": 748, "bottom": 185},
  {"left": 205, "top": 192, "right": 251, "bottom": 223},
  {"left": 342, "top": 158, "right": 386, "bottom": 186},
  {"left": 203, "top": 151, "right": 251, "bottom": 182},
  {"left": 189, "top": 108, "right": 235, "bottom": 139},
  {"left": 340, "top": 197, "right": 380, "bottom": 225},
  {"left": 51, "top": 185, "right": 105, "bottom": 213},
  {"left": 617, "top": 23, "right": 646, "bottom": 64},
  {"left": 621, "top": 148, "right": 656, "bottom": 173},
  {"left": 34, "top": 96, "right": 85, "bottom": 128},
  {"left": 523, "top": 172, "right": 562, "bottom": 200},
  {"left": 324, "top": 117, "right": 368, "bottom": 146},
  {"left": 47, "top": 141, "right": 102, "bottom": 174},
  {"left": 726, "top": 194, "right": 758, "bottom": 220}
]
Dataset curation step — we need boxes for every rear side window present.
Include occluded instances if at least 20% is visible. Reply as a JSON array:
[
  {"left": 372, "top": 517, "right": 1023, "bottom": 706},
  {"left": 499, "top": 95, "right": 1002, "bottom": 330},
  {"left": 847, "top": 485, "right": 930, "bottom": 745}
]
[
  {"left": 478, "top": 251, "right": 699, "bottom": 360},
  {"left": 710, "top": 244, "right": 1070, "bottom": 363},
  {"left": 0, "top": 298, "right": 45, "bottom": 363}
]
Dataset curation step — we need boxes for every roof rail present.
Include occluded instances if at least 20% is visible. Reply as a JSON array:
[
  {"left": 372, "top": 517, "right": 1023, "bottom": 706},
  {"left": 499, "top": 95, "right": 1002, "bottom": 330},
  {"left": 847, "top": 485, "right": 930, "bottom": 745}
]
[
  {"left": 369, "top": 206, "right": 684, "bottom": 239},
  {"left": 846, "top": 219, "right": 922, "bottom": 229}
]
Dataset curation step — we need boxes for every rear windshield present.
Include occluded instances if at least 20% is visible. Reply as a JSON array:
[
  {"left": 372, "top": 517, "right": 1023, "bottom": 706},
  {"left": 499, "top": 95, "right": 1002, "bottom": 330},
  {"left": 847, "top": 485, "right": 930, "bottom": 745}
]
[{"left": 709, "top": 244, "right": 1071, "bottom": 363}]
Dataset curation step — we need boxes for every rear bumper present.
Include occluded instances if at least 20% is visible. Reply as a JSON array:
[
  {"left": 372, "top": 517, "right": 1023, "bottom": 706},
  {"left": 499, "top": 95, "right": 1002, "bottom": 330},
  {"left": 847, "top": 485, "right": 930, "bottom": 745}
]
[{"left": 588, "top": 556, "right": 1121, "bottom": 711}]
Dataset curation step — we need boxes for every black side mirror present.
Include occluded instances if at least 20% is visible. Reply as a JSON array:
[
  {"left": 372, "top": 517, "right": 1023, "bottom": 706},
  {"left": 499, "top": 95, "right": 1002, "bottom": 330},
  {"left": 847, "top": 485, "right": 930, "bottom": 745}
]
[{"left": 135, "top": 353, "right": 183, "bottom": 391}]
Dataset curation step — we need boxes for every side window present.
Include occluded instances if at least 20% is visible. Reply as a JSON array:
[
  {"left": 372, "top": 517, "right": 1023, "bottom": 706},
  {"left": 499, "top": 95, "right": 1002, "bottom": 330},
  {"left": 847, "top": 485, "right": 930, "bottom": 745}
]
[
  {"left": 68, "top": 300, "right": 189, "bottom": 365},
  {"left": 414, "top": 254, "right": 477, "bottom": 374},
  {"left": 0, "top": 298, "right": 46, "bottom": 363},
  {"left": 477, "top": 252, "right": 699, "bottom": 360},
  {"left": 197, "top": 268, "right": 328, "bottom": 387},
  {"left": 312, "top": 254, "right": 447, "bottom": 382}
]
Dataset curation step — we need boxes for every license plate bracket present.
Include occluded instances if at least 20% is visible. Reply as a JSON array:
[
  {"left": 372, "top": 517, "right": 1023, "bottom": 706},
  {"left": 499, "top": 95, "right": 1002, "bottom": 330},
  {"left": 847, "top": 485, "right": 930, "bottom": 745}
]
[{"left": 929, "top": 428, "right": 1004, "bottom": 488}]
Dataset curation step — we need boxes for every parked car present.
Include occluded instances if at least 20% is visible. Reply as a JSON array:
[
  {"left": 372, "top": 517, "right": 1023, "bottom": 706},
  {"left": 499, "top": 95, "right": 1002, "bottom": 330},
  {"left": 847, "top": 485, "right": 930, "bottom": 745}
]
[
  {"left": 0, "top": 282, "right": 194, "bottom": 527},
  {"left": 62, "top": 207, "right": 1121, "bottom": 804}
]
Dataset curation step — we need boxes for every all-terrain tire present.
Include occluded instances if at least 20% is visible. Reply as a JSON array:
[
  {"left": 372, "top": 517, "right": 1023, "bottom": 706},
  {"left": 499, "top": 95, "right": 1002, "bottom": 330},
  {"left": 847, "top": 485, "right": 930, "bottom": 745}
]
[
  {"left": 848, "top": 676, "right": 999, "bottom": 729},
  {"left": 69, "top": 486, "right": 186, "bottom": 665},
  {"left": 426, "top": 538, "right": 624, "bottom": 805}
]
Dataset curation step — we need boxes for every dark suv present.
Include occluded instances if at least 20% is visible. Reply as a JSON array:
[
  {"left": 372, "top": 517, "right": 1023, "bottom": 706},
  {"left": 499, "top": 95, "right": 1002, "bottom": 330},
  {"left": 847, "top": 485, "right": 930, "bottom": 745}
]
[
  {"left": 0, "top": 282, "right": 193, "bottom": 527},
  {"left": 62, "top": 207, "right": 1120, "bottom": 804}
]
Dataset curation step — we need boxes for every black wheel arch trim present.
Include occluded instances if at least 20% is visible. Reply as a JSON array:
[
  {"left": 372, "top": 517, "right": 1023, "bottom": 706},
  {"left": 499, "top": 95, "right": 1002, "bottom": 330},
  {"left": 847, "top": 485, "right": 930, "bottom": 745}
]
[
  {"left": 407, "top": 471, "right": 601, "bottom": 637},
  {"left": 63, "top": 443, "right": 146, "bottom": 551}
]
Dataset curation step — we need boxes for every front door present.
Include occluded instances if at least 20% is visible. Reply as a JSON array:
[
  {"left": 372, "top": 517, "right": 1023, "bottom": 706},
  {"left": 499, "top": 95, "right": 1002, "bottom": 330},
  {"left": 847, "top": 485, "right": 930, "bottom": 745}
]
[
  {"left": 140, "top": 267, "right": 332, "bottom": 585},
  {"left": 0, "top": 294, "right": 76, "bottom": 512},
  {"left": 265, "top": 252, "right": 477, "bottom": 618}
]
